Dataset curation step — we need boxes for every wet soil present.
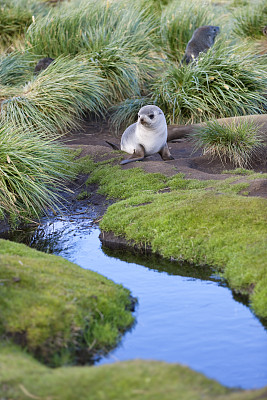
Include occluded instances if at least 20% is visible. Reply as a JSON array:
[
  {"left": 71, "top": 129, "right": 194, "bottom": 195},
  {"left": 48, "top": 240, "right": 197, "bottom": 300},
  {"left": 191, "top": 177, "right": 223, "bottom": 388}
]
[
  {"left": 1, "top": 115, "right": 267, "bottom": 234},
  {"left": 64, "top": 114, "right": 267, "bottom": 191}
]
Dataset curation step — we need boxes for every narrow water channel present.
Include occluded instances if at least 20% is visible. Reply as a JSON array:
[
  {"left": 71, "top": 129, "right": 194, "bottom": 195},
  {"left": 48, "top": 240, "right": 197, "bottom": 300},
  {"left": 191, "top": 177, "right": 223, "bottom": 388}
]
[{"left": 5, "top": 207, "right": 267, "bottom": 390}]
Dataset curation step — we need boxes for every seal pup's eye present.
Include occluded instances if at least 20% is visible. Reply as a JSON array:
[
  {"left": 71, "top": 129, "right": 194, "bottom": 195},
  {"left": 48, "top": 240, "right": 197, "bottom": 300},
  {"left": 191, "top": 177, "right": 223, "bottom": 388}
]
[{"left": 149, "top": 114, "right": 154, "bottom": 119}]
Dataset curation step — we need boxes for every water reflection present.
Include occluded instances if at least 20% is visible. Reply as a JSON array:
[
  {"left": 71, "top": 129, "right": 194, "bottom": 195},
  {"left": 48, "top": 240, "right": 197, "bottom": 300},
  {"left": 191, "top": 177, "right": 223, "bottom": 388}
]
[{"left": 3, "top": 211, "right": 267, "bottom": 390}]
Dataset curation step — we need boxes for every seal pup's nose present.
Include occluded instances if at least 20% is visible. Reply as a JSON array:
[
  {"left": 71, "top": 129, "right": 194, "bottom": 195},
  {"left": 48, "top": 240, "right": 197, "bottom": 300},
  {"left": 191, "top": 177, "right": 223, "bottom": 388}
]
[{"left": 140, "top": 116, "right": 145, "bottom": 124}]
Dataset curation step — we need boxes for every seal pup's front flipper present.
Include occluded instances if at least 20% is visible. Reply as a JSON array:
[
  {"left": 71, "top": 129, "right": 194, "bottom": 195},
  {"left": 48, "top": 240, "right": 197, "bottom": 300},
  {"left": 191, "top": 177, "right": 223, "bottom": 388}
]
[
  {"left": 120, "top": 144, "right": 145, "bottom": 165},
  {"left": 158, "top": 144, "right": 174, "bottom": 161}
]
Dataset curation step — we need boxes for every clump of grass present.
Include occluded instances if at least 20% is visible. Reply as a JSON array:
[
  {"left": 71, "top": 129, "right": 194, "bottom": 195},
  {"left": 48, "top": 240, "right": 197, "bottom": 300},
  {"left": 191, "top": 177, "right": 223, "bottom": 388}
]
[
  {"left": 233, "top": 1, "right": 267, "bottom": 39},
  {"left": 160, "top": 0, "right": 213, "bottom": 62},
  {"left": 0, "top": 123, "right": 71, "bottom": 223},
  {"left": 0, "top": 0, "right": 49, "bottom": 51},
  {"left": 0, "top": 55, "right": 107, "bottom": 135},
  {"left": 151, "top": 44, "right": 267, "bottom": 124},
  {"left": 189, "top": 119, "right": 264, "bottom": 168},
  {"left": 0, "top": 1, "right": 32, "bottom": 48},
  {"left": 0, "top": 51, "right": 36, "bottom": 86},
  {"left": 25, "top": 0, "right": 158, "bottom": 102}
]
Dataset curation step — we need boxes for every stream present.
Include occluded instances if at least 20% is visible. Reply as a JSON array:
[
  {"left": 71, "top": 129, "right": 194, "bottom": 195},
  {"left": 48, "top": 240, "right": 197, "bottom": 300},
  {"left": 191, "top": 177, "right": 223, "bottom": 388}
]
[{"left": 5, "top": 205, "right": 267, "bottom": 390}]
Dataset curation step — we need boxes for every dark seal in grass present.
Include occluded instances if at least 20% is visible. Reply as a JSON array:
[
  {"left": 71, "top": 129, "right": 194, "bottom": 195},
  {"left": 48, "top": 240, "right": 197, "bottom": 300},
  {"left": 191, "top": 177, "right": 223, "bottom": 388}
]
[
  {"left": 182, "top": 25, "right": 220, "bottom": 64},
  {"left": 34, "top": 57, "right": 55, "bottom": 74}
]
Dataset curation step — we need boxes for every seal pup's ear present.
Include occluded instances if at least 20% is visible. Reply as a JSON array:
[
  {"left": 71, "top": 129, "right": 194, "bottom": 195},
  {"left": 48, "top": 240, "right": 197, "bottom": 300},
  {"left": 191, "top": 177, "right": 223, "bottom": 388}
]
[{"left": 120, "top": 144, "right": 145, "bottom": 165}]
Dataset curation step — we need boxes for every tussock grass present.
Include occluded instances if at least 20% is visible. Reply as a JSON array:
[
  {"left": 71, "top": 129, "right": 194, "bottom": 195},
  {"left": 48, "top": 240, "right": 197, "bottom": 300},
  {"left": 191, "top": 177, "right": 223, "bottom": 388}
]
[
  {"left": 0, "top": 124, "right": 71, "bottom": 222},
  {"left": 189, "top": 119, "right": 264, "bottom": 168},
  {"left": 151, "top": 44, "right": 267, "bottom": 124},
  {"left": 25, "top": 0, "right": 158, "bottom": 102},
  {"left": 160, "top": 0, "right": 213, "bottom": 62},
  {"left": 0, "top": 0, "right": 49, "bottom": 51},
  {"left": 233, "top": 1, "right": 267, "bottom": 39},
  {"left": 0, "top": 56, "right": 107, "bottom": 134},
  {"left": 0, "top": 51, "right": 36, "bottom": 86}
]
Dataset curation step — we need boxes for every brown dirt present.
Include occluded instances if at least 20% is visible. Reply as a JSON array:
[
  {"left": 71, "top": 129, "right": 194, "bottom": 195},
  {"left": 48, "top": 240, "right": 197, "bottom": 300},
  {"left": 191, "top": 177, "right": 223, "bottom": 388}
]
[
  {"left": 1, "top": 115, "right": 266, "bottom": 235},
  {"left": 63, "top": 115, "right": 267, "bottom": 196}
]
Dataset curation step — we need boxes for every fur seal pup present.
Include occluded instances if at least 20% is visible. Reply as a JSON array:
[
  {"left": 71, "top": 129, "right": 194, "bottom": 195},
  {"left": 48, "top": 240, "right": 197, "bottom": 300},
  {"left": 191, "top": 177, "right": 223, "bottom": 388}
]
[
  {"left": 120, "top": 105, "right": 174, "bottom": 165},
  {"left": 34, "top": 57, "right": 54, "bottom": 74},
  {"left": 182, "top": 25, "right": 220, "bottom": 64}
]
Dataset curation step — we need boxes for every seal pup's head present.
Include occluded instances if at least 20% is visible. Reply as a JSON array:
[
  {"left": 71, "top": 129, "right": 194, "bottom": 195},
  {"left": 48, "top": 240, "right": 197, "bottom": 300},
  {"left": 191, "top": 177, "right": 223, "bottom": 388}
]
[
  {"left": 192, "top": 25, "right": 220, "bottom": 47},
  {"left": 137, "top": 105, "right": 166, "bottom": 130}
]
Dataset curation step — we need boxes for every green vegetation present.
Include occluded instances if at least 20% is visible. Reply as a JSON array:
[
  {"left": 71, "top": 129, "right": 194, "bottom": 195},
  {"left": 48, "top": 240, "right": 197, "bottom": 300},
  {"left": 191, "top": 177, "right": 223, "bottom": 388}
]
[
  {"left": 25, "top": 0, "right": 157, "bottom": 102},
  {"left": 0, "top": 239, "right": 134, "bottom": 366},
  {"left": 233, "top": 1, "right": 267, "bottom": 39},
  {"left": 1, "top": 0, "right": 267, "bottom": 396},
  {"left": 0, "top": 56, "right": 107, "bottom": 134},
  {"left": 150, "top": 44, "right": 267, "bottom": 125},
  {"left": 0, "top": 0, "right": 49, "bottom": 51},
  {"left": 189, "top": 119, "right": 264, "bottom": 168},
  {"left": 2, "top": 343, "right": 267, "bottom": 400},
  {"left": 160, "top": 0, "right": 213, "bottom": 62},
  {"left": 67, "top": 157, "right": 267, "bottom": 319},
  {"left": 0, "top": 124, "right": 71, "bottom": 223}
]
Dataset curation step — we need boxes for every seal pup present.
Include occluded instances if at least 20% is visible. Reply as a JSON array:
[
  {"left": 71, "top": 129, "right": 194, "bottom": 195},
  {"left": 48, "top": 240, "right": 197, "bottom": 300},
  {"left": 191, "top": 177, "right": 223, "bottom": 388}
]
[
  {"left": 182, "top": 25, "right": 220, "bottom": 64},
  {"left": 119, "top": 105, "right": 173, "bottom": 165},
  {"left": 34, "top": 57, "right": 54, "bottom": 74}
]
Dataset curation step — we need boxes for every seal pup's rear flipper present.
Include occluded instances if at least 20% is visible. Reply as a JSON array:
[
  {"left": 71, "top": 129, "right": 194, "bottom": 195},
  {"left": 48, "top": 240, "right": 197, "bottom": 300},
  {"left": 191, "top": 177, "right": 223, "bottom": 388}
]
[
  {"left": 105, "top": 140, "right": 120, "bottom": 150},
  {"left": 158, "top": 144, "right": 174, "bottom": 161},
  {"left": 120, "top": 145, "right": 145, "bottom": 165}
]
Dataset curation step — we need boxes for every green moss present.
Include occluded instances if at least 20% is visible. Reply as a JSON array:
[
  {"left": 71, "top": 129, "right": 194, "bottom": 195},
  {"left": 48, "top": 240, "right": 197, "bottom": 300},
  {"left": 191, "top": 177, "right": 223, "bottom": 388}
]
[
  {"left": 70, "top": 156, "right": 267, "bottom": 319},
  {"left": 100, "top": 190, "right": 267, "bottom": 318},
  {"left": 87, "top": 164, "right": 168, "bottom": 199},
  {"left": 0, "top": 239, "right": 134, "bottom": 366},
  {"left": 76, "top": 190, "right": 90, "bottom": 200},
  {"left": 1, "top": 343, "right": 267, "bottom": 400}
]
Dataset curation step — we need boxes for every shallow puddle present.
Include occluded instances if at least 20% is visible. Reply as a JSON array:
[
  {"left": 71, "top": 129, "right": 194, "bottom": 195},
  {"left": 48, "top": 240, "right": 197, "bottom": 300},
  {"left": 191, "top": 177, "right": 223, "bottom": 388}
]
[{"left": 5, "top": 207, "right": 267, "bottom": 390}]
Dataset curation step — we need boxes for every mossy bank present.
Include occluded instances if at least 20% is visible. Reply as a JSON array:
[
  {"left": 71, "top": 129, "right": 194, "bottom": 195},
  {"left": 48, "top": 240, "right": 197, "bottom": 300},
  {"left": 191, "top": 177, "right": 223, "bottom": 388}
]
[
  {"left": 74, "top": 155, "right": 267, "bottom": 320},
  {"left": 0, "top": 239, "right": 134, "bottom": 367},
  {"left": 1, "top": 342, "right": 267, "bottom": 400}
]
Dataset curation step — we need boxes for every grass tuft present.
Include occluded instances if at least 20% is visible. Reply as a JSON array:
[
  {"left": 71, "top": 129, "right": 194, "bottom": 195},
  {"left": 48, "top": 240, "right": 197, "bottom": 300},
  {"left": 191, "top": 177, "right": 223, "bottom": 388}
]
[
  {"left": 0, "top": 124, "right": 71, "bottom": 222},
  {"left": 25, "top": 0, "right": 158, "bottom": 102},
  {"left": 160, "top": 0, "right": 213, "bottom": 62},
  {"left": 189, "top": 119, "right": 264, "bottom": 168},
  {"left": 0, "top": 51, "right": 36, "bottom": 86},
  {"left": 0, "top": 55, "right": 108, "bottom": 135},
  {"left": 151, "top": 44, "right": 267, "bottom": 124},
  {"left": 233, "top": 1, "right": 267, "bottom": 39}
]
